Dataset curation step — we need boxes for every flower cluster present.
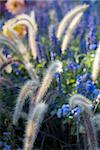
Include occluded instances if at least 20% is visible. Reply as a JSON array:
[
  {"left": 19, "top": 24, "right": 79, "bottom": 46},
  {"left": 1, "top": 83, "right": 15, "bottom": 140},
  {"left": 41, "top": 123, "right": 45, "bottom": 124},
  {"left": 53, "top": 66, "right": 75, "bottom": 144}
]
[
  {"left": 0, "top": 1, "right": 100, "bottom": 149},
  {"left": 67, "top": 61, "right": 80, "bottom": 72},
  {"left": 57, "top": 103, "right": 83, "bottom": 118},
  {"left": 0, "top": 141, "right": 11, "bottom": 150},
  {"left": 76, "top": 73, "right": 100, "bottom": 100},
  {"left": 87, "top": 16, "right": 97, "bottom": 50}
]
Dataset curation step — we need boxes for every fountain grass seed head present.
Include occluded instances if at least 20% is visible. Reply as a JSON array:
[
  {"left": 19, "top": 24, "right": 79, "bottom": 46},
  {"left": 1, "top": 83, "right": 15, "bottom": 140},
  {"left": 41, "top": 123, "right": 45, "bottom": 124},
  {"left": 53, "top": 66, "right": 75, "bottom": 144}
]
[
  {"left": 0, "top": 50, "right": 12, "bottom": 73},
  {"left": 61, "top": 12, "right": 84, "bottom": 54},
  {"left": 69, "top": 94, "right": 93, "bottom": 116},
  {"left": 24, "top": 102, "right": 48, "bottom": 150},
  {"left": 35, "top": 60, "right": 62, "bottom": 103},
  {"left": 92, "top": 42, "right": 100, "bottom": 81},
  {"left": 56, "top": 4, "right": 88, "bottom": 40},
  {"left": 2, "top": 12, "right": 38, "bottom": 60},
  {"left": 13, "top": 79, "right": 39, "bottom": 125}
]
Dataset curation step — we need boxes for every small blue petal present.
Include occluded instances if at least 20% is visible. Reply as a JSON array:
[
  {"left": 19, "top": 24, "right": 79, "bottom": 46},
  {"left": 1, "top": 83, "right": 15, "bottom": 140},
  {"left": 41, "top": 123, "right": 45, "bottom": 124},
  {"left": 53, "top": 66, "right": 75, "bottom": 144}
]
[{"left": 57, "top": 108, "right": 62, "bottom": 118}]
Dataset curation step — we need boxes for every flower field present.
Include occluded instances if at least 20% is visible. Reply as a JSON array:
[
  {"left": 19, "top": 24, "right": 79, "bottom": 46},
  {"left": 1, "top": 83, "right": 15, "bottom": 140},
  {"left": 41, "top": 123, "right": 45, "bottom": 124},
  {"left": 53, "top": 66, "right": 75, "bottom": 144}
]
[{"left": 0, "top": 0, "right": 100, "bottom": 150}]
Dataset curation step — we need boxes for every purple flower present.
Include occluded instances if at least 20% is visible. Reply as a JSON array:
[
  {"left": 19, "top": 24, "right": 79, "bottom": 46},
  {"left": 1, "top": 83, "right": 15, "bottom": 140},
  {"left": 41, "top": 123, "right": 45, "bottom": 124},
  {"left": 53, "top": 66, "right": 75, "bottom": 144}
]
[
  {"left": 80, "top": 39, "right": 87, "bottom": 53},
  {"left": 49, "top": 24, "right": 58, "bottom": 48},
  {"left": 37, "top": 42, "right": 47, "bottom": 62},
  {"left": 49, "top": 24, "right": 61, "bottom": 57},
  {"left": 52, "top": 0, "right": 62, "bottom": 22},
  {"left": 36, "top": 9, "right": 50, "bottom": 35},
  {"left": 67, "top": 61, "right": 79, "bottom": 71}
]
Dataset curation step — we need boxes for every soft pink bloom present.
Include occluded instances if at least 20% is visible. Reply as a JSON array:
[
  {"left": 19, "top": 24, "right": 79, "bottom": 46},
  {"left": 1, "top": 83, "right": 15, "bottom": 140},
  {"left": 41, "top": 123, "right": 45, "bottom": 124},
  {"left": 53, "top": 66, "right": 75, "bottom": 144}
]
[{"left": 5, "top": 0, "right": 25, "bottom": 15}]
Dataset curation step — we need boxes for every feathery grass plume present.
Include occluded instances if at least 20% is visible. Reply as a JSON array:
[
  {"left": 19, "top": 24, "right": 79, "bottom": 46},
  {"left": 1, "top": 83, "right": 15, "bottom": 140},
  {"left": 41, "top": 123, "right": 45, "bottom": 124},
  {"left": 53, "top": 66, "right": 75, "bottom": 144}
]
[
  {"left": 0, "top": 34, "right": 18, "bottom": 55},
  {"left": 70, "top": 94, "right": 97, "bottom": 149},
  {"left": 8, "top": 30, "right": 38, "bottom": 80},
  {"left": 35, "top": 60, "right": 62, "bottom": 103},
  {"left": 3, "top": 18, "right": 26, "bottom": 39},
  {"left": 0, "top": 50, "right": 12, "bottom": 73},
  {"left": 5, "top": 12, "right": 38, "bottom": 59},
  {"left": 0, "top": 51, "right": 4, "bottom": 67},
  {"left": 69, "top": 94, "right": 93, "bottom": 116},
  {"left": 13, "top": 80, "right": 39, "bottom": 125},
  {"left": 92, "top": 42, "right": 100, "bottom": 81},
  {"left": 92, "top": 114, "right": 100, "bottom": 131},
  {"left": 61, "top": 12, "right": 84, "bottom": 53},
  {"left": 0, "top": 57, "right": 3, "bottom": 66},
  {"left": 15, "top": 13, "right": 37, "bottom": 32},
  {"left": 82, "top": 114, "right": 97, "bottom": 150},
  {"left": 24, "top": 102, "right": 48, "bottom": 150},
  {"left": 12, "top": 20, "right": 38, "bottom": 60},
  {"left": 0, "top": 58, "right": 20, "bottom": 72},
  {"left": 0, "top": 76, "right": 13, "bottom": 88},
  {"left": 30, "top": 11, "right": 37, "bottom": 32},
  {"left": 0, "top": 33, "right": 37, "bottom": 80},
  {"left": 56, "top": 4, "right": 88, "bottom": 40},
  {"left": 44, "top": 89, "right": 58, "bottom": 104}
]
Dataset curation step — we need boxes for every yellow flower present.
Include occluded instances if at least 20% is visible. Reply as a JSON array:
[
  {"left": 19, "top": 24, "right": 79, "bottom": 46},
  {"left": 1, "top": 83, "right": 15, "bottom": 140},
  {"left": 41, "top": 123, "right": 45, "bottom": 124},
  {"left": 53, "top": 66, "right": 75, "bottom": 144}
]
[{"left": 3, "top": 19, "right": 26, "bottom": 39}]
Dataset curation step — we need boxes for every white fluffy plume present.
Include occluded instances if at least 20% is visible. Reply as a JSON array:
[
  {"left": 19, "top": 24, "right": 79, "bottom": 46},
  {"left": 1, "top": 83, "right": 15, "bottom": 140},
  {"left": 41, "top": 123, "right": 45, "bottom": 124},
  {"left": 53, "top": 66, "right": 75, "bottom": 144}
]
[
  {"left": 24, "top": 102, "right": 48, "bottom": 150},
  {"left": 8, "top": 30, "right": 38, "bottom": 80},
  {"left": 56, "top": 4, "right": 88, "bottom": 40},
  {"left": 3, "top": 12, "right": 38, "bottom": 60},
  {"left": 69, "top": 94, "right": 93, "bottom": 116},
  {"left": 13, "top": 80, "right": 39, "bottom": 125},
  {"left": 61, "top": 12, "right": 83, "bottom": 53},
  {"left": 35, "top": 60, "right": 62, "bottom": 103},
  {"left": 92, "top": 42, "right": 100, "bottom": 81}
]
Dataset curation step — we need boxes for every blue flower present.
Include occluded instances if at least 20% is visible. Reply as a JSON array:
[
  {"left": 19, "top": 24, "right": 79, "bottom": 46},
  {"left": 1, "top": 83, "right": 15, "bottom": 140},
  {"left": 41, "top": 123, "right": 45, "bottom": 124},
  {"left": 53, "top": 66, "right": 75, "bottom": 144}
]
[
  {"left": 76, "top": 75, "right": 83, "bottom": 86},
  {"left": 55, "top": 73, "right": 63, "bottom": 94},
  {"left": 57, "top": 108, "right": 62, "bottom": 118},
  {"left": 72, "top": 107, "right": 83, "bottom": 117},
  {"left": 0, "top": 18, "right": 5, "bottom": 29},
  {"left": 82, "top": 73, "right": 91, "bottom": 81},
  {"left": 74, "top": 108, "right": 83, "bottom": 117},
  {"left": 80, "top": 39, "right": 87, "bottom": 53},
  {"left": 62, "top": 104, "right": 67, "bottom": 109},
  {"left": 85, "top": 80, "right": 95, "bottom": 93},
  {"left": 12, "top": 63, "right": 19, "bottom": 69},
  {"left": 93, "top": 89, "right": 100, "bottom": 98},
  {"left": 4, "top": 143, "right": 11, "bottom": 150},
  {"left": 0, "top": 141, "right": 4, "bottom": 147},
  {"left": 49, "top": 25, "right": 57, "bottom": 48},
  {"left": 2, "top": 47, "right": 10, "bottom": 57},
  {"left": 37, "top": 42, "right": 47, "bottom": 62},
  {"left": 62, "top": 104, "right": 70, "bottom": 109},
  {"left": 3, "top": 132, "right": 11, "bottom": 136},
  {"left": 61, "top": 104, "right": 71, "bottom": 116},
  {"left": 89, "top": 44, "right": 97, "bottom": 50},
  {"left": 52, "top": 0, "right": 62, "bottom": 22},
  {"left": 18, "top": 76, "right": 24, "bottom": 81},
  {"left": 15, "top": 70, "right": 21, "bottom": 75},
  {"left": 67, "top": 61, "right": 78, "bottom": 71}
]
